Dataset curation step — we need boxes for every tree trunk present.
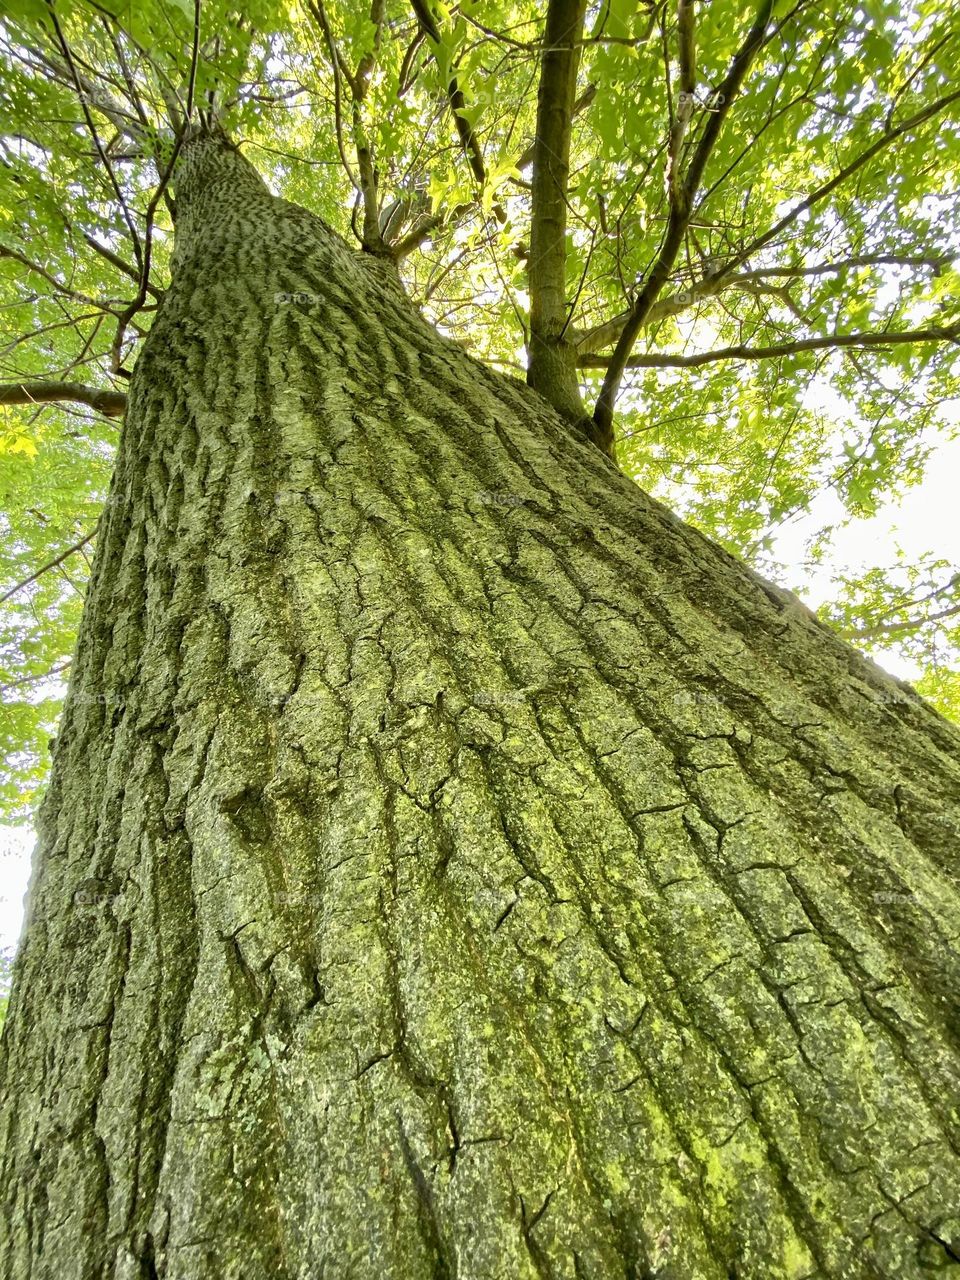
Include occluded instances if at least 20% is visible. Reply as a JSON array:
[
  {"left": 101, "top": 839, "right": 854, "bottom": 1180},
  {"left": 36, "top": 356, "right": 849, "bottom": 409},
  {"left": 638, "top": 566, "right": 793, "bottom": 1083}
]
[
  {"left": 2, "top": 134, "right": 959, "bottom": 1280},
  {"left": 525, "top": 0, "right": 588, "bottom": 435}
]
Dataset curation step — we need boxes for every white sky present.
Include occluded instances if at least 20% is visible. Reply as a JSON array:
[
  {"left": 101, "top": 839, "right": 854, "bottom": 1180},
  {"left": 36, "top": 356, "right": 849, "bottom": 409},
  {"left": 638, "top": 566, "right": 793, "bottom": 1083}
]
[
  {"left": 771, "top": 427, "right": 960, "bottom": 681},
  {"left": 0, "top": 824, "right": 32, "bottom": 960},
  {"left": 2, "top": 429, "right": 959, "bottom": 960}
]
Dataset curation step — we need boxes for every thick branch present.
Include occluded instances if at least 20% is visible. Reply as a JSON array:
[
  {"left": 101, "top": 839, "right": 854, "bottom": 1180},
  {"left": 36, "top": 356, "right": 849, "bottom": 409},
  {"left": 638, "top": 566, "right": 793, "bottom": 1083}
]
[
  {"left": 529, "top": 0, "right": 588, "bottom": 339},
  {"left": 353, "top": 121, "right": 387, "bottom": 254},
  {"left": 577, "top": 322, "right": 960, "bottom": 369},
  {"left": 0, "top": 380, "right": 127, "bottom": 416},
  {"left": 516, "top": 82, "right": 596, "bottom": 171},
  {"left": 352, "top": 0, "right": 391, "bottom": 256},
  {"left": 667, "top": 0, "right": 697, "bottom": 205},
  {"left": 677, "top": 0, "right": 697, "bottom": 97},
  {"left": 592, "top": 0, "right": 774, "bottom": 441},
  {"left": 526, "top": 0, "right": 589, "bottom": 427},
  {"left": 393, "top": 206, "right": 463, "bottom": 261}
]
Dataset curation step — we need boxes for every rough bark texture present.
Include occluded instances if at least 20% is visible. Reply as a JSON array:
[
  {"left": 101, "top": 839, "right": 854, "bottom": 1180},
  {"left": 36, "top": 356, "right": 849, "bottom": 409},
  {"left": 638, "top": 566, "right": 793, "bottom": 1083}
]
[{"left": 2, "top": 135, "right": 960, "bottom": 1280}]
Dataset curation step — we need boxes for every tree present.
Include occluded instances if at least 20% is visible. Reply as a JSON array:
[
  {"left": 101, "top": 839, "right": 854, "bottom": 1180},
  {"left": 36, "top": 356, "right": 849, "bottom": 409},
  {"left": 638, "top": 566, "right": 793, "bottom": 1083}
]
[
  {"left": 2, "top": 0, "right": 959, "bottom": 814},
  {"left": 1, "top": 2, "right": 959, "bottom": 1276}
]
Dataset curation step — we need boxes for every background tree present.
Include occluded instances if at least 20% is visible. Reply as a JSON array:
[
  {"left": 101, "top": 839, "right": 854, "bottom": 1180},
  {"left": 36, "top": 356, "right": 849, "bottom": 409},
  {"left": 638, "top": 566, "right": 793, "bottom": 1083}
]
[{"left": 0, "top": 2, "right": 959, "bottom": 1276}]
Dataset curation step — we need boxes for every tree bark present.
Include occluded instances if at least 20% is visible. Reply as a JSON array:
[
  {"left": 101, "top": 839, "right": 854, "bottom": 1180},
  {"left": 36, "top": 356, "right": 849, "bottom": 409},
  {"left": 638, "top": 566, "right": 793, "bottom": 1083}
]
[
  {"left": 1, "top": 133, "right": 959, "bottom": 1280},
  {"left": 526, "top": 0, "right": 590, "bottom": 441}
]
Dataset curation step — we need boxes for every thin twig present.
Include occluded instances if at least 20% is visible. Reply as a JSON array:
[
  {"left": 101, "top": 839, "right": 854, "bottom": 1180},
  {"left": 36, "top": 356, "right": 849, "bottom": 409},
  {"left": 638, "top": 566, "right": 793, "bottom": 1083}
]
[
  {"left": 578, "top": 322, "right": 960, "bottom": 369},
  {"left": 1, "top": 528, "right": 99, "bottom": 605},
  {"left": 0, "top": 660, "right": 71, "bottom": 697}
]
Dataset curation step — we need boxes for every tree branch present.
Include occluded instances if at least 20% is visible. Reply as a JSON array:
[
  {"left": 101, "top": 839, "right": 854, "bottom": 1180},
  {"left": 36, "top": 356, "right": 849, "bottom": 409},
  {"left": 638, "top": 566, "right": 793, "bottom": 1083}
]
[
  {"left": 391, "top": 85, "right": 598, "bottom": 263},
  {"left": 667, "top": 0, "right": 697, "bottom": 206},
  {"left": 109, "top": 114, "right": 191, "bottom": 379},
  {"left": 578, "top": 322, "right": 960, "bottom": 369},
  {"left": 592, "top": 0, "right": 774, "bottom": 442},
  {"left": 575, "top": 252, "right": 952, "bottom": 354},
  {"left": 45, "top": 6, "right": 145, "bottom": 274},
  {"left": 306, "top": 0, "right": 358, "bottom": 182},
  {"left": 516, "top": 82, "right": 596, "bottom": 171},
  {"left": 307, "top": 0, "right": 391, "bottom": 256},
  {"left": 725, "top": 252, "right": 953, "bottom": 281},
  {"left": 842, "top": 597, "right": 960, "bottom": 641},
  {"left": 79, "top": 231, "right": 163, "bottom": 299},
  {"left": 392, "top": 208, "right": 456, "bottom": 261},
  {"left": 526, "top": 0, "right": 589, "bottom": 428},
  {"left": 837, "top": 571, "right": 960, "bottom": 640},
  {"left": 20, "top": 42, "right": 147, "bottom": 143},
  {"left": 186, "top": 0, "right": 202, "bottom": 120},
  {"left": 0, "top": 380, "right": 127, "bottom": 416},
  {"left": 0, "top": 660, "right": 71, "bottom": 697},
  {"left": 0, "top": 243, "right": 122, "bottom": 313},
  {"left": 677, "top": 0, "right": 696, "bottom": 98},
  {"left": 0, "top": 527, "right": 99, "bottom": 605},
  {"left": 351, "top": 0, "right": 391, "bottom": 256},
  {"left": 708, "top": 85, "right": 960, "bottom": 291},
  {"left": 410, "top": 0, "right": 487, "bottom": 188},
  {"left": 84, "top": 0, "right": 190, "bottom": 130}
]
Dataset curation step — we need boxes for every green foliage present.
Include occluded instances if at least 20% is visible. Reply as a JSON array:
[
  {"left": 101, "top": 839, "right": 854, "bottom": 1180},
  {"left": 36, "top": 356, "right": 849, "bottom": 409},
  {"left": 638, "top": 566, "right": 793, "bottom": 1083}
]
[
  {"left": 0, "top": 421, "right": 111, "bottom": 818},
  {"left": 817, "top": 551, "right": 960, "bottom": 719},
  {"left": 0, "top": 0, "right": 958, "bottom": 818}
]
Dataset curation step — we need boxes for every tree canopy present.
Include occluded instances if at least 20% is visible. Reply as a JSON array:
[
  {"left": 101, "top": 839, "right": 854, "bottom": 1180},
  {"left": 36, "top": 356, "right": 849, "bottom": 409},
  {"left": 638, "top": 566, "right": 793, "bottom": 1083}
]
[{"left": 1, "top": 0, "right": 959, "bottom": 820}]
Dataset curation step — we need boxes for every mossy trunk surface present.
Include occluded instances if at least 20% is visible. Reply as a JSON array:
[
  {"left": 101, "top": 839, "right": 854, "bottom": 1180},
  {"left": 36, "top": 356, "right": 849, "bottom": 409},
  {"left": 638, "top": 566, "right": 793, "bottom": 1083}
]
[{"left": 2, "top": 135, "right": 960, "bottom": 1280}]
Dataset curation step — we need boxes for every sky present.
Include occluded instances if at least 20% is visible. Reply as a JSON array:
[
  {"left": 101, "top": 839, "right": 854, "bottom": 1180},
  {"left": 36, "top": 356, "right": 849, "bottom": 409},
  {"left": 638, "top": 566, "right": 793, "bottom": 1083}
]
[
  {"left": 1, "top": 426, "right": 958, "bottom": 966},
  {"left": 773, "top": 427, "right": 960, "bottom": 681},
  {"left": 0, "top": 824, "right": 31, "bottom": 963}
]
